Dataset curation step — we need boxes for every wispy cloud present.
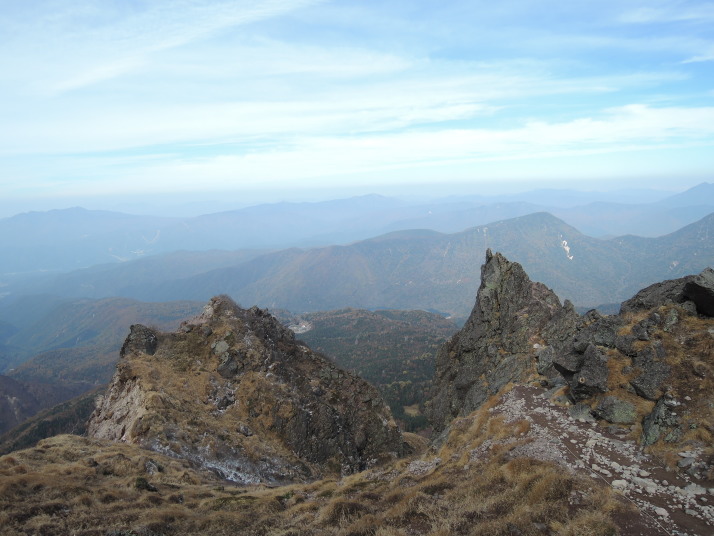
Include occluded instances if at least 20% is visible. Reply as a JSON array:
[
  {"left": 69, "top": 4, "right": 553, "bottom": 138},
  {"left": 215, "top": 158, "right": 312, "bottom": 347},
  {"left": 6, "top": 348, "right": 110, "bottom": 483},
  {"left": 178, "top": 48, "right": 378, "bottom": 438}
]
[
  {"left": 1, "top": 1, "right": 712, "bottom": 204},
  {"left": 18, "top": 103, "right": 712, "bottom": 197},
  {"left": 618, "top": 3, "right": 714, "bottom": 24},
  {"left": 682, "top": 46, "right": 714, "bottom": 63},
  {"left": 1, "top": 63, "right": 686, "bottom": 158},
  {"left": 2, "top": 0, "right": 328, "bottom": 94}
]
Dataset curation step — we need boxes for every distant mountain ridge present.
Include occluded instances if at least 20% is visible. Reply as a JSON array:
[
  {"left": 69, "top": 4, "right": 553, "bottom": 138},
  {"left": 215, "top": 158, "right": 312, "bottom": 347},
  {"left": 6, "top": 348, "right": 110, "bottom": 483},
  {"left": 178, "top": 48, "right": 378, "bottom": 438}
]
[
  {"left": 33, "top": 211, "right": 710, "bottom": 317},
  {"left": 0, "top": 374, "right": 87, "bottom": 436},
  {"left": 0, "top": 296, "right": 200, "bottom": 376},
  {"left": 2, "top": 184, "right": 713, "bottom": 275}
]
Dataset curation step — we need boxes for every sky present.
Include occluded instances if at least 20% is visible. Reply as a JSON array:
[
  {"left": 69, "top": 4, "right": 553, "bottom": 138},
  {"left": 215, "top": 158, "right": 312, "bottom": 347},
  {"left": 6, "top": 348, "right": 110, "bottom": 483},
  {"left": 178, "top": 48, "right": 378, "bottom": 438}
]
[{"left": 1, "top": 0, "right": 713, "bottom": 216}]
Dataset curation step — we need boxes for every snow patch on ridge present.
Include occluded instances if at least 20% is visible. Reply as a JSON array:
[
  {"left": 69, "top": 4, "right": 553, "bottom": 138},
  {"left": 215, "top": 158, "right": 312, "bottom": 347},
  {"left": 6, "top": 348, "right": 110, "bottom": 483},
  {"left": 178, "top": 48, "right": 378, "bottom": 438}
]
[{"left": 560, "top": 235, "right": 574, "bottom": 260}]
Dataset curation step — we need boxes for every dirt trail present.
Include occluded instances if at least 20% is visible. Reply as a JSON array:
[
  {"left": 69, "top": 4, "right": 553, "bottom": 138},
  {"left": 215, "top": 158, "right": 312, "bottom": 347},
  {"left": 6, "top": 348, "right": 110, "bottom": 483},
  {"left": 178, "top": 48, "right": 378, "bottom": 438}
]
[{"left": 487, "top": 385, "right": 713, "bottom": 536}]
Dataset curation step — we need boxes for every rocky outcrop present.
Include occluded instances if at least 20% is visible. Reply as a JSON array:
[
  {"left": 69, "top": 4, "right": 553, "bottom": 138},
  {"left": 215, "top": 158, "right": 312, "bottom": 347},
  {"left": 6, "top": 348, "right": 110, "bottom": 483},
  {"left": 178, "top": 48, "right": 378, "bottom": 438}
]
[
  {"left": 427, "top": 250, "right": 579, "bottom": 432},
  {"left": 89, "top": 296, "right": 407, "bottom": 484},
  {"left": 428, "top": 251, "right": 713, "bottom": 465},
  {"left": 683, "top": 267, "right": 714, "bottom": 316},
  {"left": 620, "top": 267, "right": 714, "bottom": 317}
]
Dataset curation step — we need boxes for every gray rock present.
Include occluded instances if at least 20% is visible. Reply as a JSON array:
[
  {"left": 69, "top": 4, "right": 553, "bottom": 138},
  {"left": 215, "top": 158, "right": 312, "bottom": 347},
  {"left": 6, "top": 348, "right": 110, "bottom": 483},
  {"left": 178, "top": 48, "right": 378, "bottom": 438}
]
[
  {"left": 678, "top": 457, "right": 696, "bottom": 468},
  {"left": 552, "top": 351, "right": 584, "bottom": 374},
  {"left": 663, "top": 308, "right": 679, "bottom": 332},
  {"left": 631, "top": 321, "right": 651, "bottom": 341},
  {"left": 428, "top": 250, "right": 579, "bottom": 432},
  {"left": 630, "top": 361, "right": 670, "bottom": 401},
  {"left": 571, "top": 312, "right": 621, "bottom": 351},
  {"left": 568, "top": 403, "right": 595, "bottom": 422},
  {"left": 217, "top": 350, "right": 243, "bottom": 379},
  {"left": 212, "top": 340, "right": 230, "bottom": 355},
  {"left": 642, "top": 398, "right": 681, "bottom": 446},
  {"left": 684, "top": 483, "right": 707, "bottom": 495},
  {"left": 120, "top": 324, "right": 158, "bottom": 357},
  {"left": 621, "top": 268, "right": 714, "bottom": 317},
  {"left": 683, "top": 267, "right": 714, "bottom": 317},
  {"left": 536, "top": 346, "right": 556, "bottom": 375},
  {"left": 629, "top": 342, "right": 670, "bottom": 400},
  {"left": 614, "top": 334, "right": 636, "bottom": 356},
  {"left": 620, "top": 276, "right": 694, "bottom": 315},
  {"left": 238, "top": 423, "right": 253, "bottom": 436},
  {"left": 594, "top": 396, "right": 637, "bottom": 425},
  {"left": 568, "top": 344, "right": 609, "bottom": 401}
]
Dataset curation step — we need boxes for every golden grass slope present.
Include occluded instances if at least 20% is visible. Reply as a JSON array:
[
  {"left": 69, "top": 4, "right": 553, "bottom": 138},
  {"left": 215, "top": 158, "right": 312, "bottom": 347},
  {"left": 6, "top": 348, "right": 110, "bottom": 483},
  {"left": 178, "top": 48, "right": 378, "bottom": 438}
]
[{"left": 0, "top": 391, "right": 624, "bottom": 536}]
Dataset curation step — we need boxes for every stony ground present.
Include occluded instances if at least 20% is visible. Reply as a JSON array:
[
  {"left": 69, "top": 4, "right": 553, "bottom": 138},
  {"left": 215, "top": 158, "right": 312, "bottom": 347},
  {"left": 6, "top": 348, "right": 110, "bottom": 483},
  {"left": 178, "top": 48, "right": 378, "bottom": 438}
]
[{"left": 485, "top": 385, "right": 714, "bottom": 536}]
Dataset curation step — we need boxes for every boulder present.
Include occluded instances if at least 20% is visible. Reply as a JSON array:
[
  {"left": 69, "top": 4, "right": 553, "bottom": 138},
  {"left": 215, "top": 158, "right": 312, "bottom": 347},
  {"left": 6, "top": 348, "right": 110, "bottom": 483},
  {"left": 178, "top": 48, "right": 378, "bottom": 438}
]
[
  {"left": 642, "top": 398, "right": 681, "bottom": 445},
  {"left": 568, "top": 344, "right": 609, "bottom": 401},
  {"left": 594, "top": 396, "right": 637, "bottom": 425},
  {"left": 683, "top": 267, "right": 714, "bottom": 317},
  {"left": 620, "top": 268, "right": 714, "bottom": 316},
  {"left": 630, "top": 342, "right": 670, "bottom": 401}
]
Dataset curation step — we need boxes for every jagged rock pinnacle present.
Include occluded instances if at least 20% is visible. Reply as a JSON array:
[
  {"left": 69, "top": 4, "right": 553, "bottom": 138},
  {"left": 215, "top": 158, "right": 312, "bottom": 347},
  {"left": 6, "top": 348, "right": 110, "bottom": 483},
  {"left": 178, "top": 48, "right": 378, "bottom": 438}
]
[{"left": 427, "top": 251, "right": 578, "bottom": 433}]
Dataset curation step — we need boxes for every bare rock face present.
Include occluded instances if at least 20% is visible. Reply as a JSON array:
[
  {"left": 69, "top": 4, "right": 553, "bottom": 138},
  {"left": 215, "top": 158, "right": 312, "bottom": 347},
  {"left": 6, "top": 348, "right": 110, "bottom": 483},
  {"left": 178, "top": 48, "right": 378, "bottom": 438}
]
[
  {"left": 683, "top": 267, "right": 714, "bottom": 316},
  {"left": 619, "top": 267, "right": 714, "bottom": 317},
  {"left": 88, "top": 296, "right": 407, "bottom": 484},
  {"left": 428, "top": 251, "right": 713, "bottom": 464},
  {"left": 427, "top": 250, "right": 579, "bottom": 432}
]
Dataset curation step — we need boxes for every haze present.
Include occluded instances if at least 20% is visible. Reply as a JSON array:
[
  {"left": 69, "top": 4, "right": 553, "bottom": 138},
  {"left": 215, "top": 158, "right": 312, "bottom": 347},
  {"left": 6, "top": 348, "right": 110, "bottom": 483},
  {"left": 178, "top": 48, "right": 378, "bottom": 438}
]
[{"left": 2, "top": 1, "right": 713, "bottom": 217}]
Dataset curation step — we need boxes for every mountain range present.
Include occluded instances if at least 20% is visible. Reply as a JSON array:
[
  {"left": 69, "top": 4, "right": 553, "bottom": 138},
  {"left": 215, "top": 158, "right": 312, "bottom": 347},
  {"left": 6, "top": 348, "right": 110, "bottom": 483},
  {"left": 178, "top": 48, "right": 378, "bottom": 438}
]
[
  {"left": 2, "top": 184, "right": 713, "bottom": 445},
  {"left": 0, "top": 297, "right": 202, "bottom": 374},
  {"left": 14, "top": 210, "right": 712, "bottom": 318},
  {"left": 2, "top": 183, "right": 713, "bottom": 276}
]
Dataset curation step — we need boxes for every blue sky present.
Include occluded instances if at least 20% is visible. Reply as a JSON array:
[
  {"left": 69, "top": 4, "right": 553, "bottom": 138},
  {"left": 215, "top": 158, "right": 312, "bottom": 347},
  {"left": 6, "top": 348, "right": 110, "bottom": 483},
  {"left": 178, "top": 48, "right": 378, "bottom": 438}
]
[{"left": 1, "top": 0, "right": 713, "bottom": 214}]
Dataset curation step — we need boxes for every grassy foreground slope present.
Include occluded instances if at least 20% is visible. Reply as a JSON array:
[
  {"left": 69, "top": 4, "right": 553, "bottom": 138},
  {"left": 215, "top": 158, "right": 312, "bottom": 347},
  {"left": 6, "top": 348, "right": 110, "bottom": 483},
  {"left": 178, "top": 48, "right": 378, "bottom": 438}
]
[{"left": 0, "top": 393, "right": 623, "bottom": 536}]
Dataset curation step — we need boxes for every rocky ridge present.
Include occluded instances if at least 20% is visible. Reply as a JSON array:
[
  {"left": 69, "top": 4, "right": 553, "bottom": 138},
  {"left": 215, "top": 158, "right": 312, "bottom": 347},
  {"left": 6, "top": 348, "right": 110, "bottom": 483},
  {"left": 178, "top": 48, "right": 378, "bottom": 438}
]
[
  {"left": 428, "top": 249, "right": 580, "bottom": 432},
  {"left": 428, "top": 250, "right": 714, "bottom": 534},
  {"left": 88, "top": 296, "right": 407, "bottom": 484}
]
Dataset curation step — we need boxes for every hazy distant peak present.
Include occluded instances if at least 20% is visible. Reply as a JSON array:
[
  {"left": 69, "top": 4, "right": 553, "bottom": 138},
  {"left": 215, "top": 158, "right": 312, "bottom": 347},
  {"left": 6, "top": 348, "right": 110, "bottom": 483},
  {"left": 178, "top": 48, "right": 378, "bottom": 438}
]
[
  {"left": 657, "top": 182, "right": 714, "bottom": 208},
  {"left": 477, "top": 211, "right": 582, "bottom": 233}
]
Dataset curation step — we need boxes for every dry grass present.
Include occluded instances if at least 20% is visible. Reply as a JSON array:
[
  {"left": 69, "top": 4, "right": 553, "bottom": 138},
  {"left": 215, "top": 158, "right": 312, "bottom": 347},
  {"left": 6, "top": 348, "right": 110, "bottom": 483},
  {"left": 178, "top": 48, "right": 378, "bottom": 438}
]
[
  {"left": 560, "top": 305, "right": 714, "bottom": 458},
  {"left": 626, "top": 306, "right": 714, "bottom": 465},
  {"left": 19, "top": 300, "right": 714, "bottom": 534},
  {"left": 0, "top": 389, "right": 626, "bottom": 536}
]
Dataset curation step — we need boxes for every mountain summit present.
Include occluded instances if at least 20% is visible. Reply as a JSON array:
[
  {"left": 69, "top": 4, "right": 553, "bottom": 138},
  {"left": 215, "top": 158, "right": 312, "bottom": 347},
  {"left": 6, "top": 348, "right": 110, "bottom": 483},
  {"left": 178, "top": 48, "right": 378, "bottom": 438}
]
[
  {"left": 427, "top": 249, "right": 579, "bottom": 432},
  {"left": 88, "top": 296, "right": 407, "bottom": 484}
]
